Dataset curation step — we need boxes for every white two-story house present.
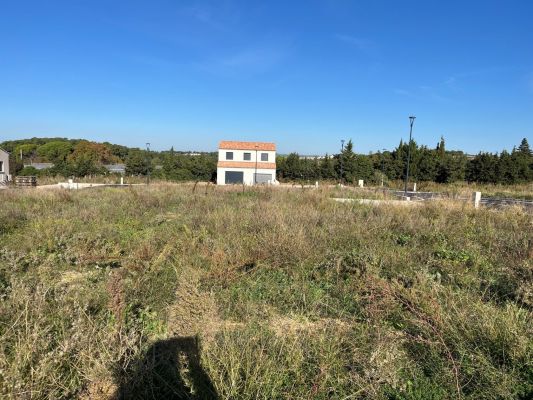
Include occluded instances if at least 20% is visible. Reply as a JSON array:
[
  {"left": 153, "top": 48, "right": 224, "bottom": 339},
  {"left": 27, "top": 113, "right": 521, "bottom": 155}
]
[
  {"left": 217, "top": 141, "right": 277, "bottom": 185},
  {"left": 0, "top": 148, "right": 10, "bottom": 185}
]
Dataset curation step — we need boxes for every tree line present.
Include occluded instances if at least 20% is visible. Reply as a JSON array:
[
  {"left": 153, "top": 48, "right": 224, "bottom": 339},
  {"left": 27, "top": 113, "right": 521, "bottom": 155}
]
[
  {"left": 1, "top": 136, "right": 532, "bottom": 184},
  {"left": 1, "top": 138, "right": 216, "bottom": 181},
  {"left": 278, "top": 137, "right": 533, "bottom": 185}
]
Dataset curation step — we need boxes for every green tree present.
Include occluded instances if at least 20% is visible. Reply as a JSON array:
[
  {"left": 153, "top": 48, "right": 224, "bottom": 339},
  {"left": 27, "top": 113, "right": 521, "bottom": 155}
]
[
  {"left": 65, "top": 141, "right": 118, "bottom": 177},
  {"left": 70, "top": 159, "right": 106, "bottom": 177},
  {"left": 466, "top": 153, "right": 499, "bottom": 183},
  {"left": 282, "top": 153, "right": 302, "bottom": 180},
  {"left": 126, "top": 149, "right": 151, "bottom": 175},
  {"left": 104, "top": 142, "right": 130, "bottom": 160},
  {"left": 391, "top": 139, "right": 406, "bottom": 180},
  {"left": 436, "top": 136, "right": 446, "bottom": 158},
  {"left": 496, "top": 150, "right": 518, "bottom": 184},
  {"left": 418, "top": 147, "right": 438, "bottom": 182},
  {"left": 15, "top": 143, "right": 38, "bottom": 162},
  {"left": 188, "top": 154, "right": 217, "bottom": 181},
  {"left": 517, "top": 138, "right": 531, "bottom": 155},
  {"left": 353, "top": 154, "right": 374, "bottom": 182},
  {"left": 36, "top": 141, "right": 73, "bottom": 163},
  {"left": 336, "top": 140, "right": 357, "bottom": 183},
  {"left": 320, "top": 154, "right": 337, "bottom": 180},
  {"left": 436, "top": 152, "right": 467, "bottom": 183},
  {"left": 513, "top": 138, "right": 532, "bottom": 182},
  {"left": 18, "top": 165, "right": 40, "bottom": 176}
]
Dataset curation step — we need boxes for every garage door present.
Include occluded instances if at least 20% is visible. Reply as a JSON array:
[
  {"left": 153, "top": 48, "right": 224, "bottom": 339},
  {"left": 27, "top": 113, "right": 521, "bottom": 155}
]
[
  {"left": 254, "top": 173, "right": 272, "bottom": 184},
  {"left": 225, "top": 171, "right": 244, "bottom": 184}
]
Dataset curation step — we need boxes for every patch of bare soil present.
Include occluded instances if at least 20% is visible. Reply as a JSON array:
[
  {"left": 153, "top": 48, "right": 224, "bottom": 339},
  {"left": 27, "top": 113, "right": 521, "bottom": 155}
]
[{"left": 79, "top": 379, "right": 117, "bottom": 400}]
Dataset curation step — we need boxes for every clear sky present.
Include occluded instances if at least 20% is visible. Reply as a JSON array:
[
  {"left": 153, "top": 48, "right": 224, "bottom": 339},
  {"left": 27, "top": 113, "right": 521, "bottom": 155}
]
[{"left": 1, "top": 0, "right": 532, "bottom": 154}]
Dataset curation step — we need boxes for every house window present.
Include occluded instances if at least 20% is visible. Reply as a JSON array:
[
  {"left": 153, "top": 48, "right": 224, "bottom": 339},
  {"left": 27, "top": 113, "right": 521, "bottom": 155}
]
[
  {"left": 243, "top": 152, "right": 251, "bottom": 161},
  {"left": 261, "top": 153, "right": 269, "bottom": 162},
  {"left": 0, "top": 161, "right": 3, "bottom": 172},
  {"left": 226, "top": 152, "right": 233, "bottom": 160}
]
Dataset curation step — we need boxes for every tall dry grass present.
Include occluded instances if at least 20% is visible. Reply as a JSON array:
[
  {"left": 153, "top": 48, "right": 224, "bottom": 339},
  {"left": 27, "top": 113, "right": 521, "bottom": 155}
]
[{"left": 0, "top": 185, "right": 531, "bottom": 399}]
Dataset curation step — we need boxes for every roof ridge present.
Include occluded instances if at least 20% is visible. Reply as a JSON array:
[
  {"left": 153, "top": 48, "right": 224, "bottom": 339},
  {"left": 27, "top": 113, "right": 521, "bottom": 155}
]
[{"left": 219, "top": 141, "right": 276, "bottom": 151}]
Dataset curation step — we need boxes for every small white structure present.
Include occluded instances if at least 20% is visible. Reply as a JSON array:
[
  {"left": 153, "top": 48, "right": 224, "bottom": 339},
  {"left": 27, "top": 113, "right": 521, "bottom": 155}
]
[
  {"left": 104, "top": 164, "right": 126, "bottom": 174},
  {"left": 0, "top": 148, "right": 10, "bottom": 185},
  {"left": 24, "top": 162, "right": 54, "bottom": 170},
  {"left": 473, "top": 191, "right": 481, "bottom": 209},
  {"left": 217, "top": 141, "right": 277, "bottom": 185}
]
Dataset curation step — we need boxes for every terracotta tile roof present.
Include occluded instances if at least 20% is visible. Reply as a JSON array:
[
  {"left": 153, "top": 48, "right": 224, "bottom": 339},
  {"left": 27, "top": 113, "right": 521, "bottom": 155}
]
[
  {"left": 219, "top": 141, "right": 276, "bottom": 151},
  {"left": 217, "top": 161, "right": 276, "bottom": 170}
]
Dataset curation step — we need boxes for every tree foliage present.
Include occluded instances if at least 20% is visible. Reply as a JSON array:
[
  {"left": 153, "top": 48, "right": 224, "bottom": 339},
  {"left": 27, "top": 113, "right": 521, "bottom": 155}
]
[{"left": 1, "top": 136, "right": 531, "bottom": 184}]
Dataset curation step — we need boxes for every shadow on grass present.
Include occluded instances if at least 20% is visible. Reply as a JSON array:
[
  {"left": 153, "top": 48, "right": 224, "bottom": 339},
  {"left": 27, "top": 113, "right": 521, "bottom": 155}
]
[{"left": 114, "top": 336, "right": 219, "bottom": 400}]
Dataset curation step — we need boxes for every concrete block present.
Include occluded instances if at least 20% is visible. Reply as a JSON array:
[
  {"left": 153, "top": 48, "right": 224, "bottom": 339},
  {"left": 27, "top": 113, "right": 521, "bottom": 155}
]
[{"left": 473, "top": 191, "right": 481, "bottom": 209}]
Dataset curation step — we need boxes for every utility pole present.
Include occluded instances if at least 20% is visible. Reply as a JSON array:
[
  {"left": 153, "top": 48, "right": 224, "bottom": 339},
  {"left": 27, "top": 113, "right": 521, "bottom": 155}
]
[
  {"left": 404, "top": 116, "right": 416, "bottom": 195},
  {"left": 340, "top": 139, "right": 345, "bottom": 185},
  {"left": 146, "top": 142, "right": 151, "bottom": 185},
  {"left": 254, "top": 145, "right": 258, "bottom": 185}
]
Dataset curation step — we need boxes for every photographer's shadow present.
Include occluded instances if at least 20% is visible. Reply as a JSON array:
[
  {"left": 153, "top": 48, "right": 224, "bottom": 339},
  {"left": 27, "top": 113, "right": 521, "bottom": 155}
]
[{"left": 114, "top": 336, "right": 218, "bottom": 400}]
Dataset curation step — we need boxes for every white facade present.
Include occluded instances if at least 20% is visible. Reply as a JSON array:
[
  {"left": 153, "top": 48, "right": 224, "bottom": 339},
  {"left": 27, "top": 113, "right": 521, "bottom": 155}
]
[
  {"left": 0, "top": 148, "right": 10, "bottom": 184},
  {"left": 217, "top": 166, "right": 277, "bottom": 185},
  {"left": 216, "top": 141, "right": 277, "bottom": 186},
  {"left": 217, "top": 149, "right": 276, "bottom": 164}
]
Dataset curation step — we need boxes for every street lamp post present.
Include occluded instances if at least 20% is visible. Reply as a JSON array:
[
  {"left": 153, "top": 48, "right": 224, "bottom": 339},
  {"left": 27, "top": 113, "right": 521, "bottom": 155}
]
[
  {"left": 381, "top": 148, "right": 386, "bottom": 187},
  {"left": 146, "top": 142, "right": 151, "bottom": 185},
  {"left": 404, "top": 116, "right": 416, "bottom": 195},
  {"left": 340, "top": 139, "right": 345, "bottom": 185}
]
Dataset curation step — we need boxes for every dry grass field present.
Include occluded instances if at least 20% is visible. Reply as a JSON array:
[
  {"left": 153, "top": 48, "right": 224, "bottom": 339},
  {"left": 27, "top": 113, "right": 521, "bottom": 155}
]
[{"left": 1, "top": 184, "right": 532, "bottom": 399}]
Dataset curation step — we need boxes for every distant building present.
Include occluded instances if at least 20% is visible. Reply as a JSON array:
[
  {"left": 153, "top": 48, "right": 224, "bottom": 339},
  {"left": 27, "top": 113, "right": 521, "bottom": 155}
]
[
  {"left": 24, "top": 163, "right": 54, "bottom": 170},
  {"left": 104, "top": 164, "right": 126, "bottom": 174},
  {"left": 217, "top": 141, "right": 277, "bottom": 185},
  {"left": 298, "top": 155, "right": 326, "bottom": 160},
  {"left": 0, "top": 148, "right": 10, "bottom": 184}
]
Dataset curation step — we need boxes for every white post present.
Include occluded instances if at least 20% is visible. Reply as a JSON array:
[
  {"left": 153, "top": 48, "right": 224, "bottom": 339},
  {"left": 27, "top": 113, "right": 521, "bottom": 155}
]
[
  {"left": 120, "top": 176, "right": 124, "bottom": 185},
  {"left": 473, "top": 192, "right": 481, "bottom": 209},
  {"left": 358, "top": 179, "right": 364, "bottom": 188},
  {"left": 413, "top": 182, "right": 417, "bottom": 192},
  {"left": 315, "top": 181, "right": 319, "bottom": 188},
  {"left": 68, "top": 178, "right": 73, "bottom": 190}
]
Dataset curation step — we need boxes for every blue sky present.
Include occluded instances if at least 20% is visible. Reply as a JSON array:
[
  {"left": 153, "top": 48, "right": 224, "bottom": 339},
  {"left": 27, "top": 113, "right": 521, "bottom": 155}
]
[{"left": 1, "top": 0, "right": 532, "bottom": 154}]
